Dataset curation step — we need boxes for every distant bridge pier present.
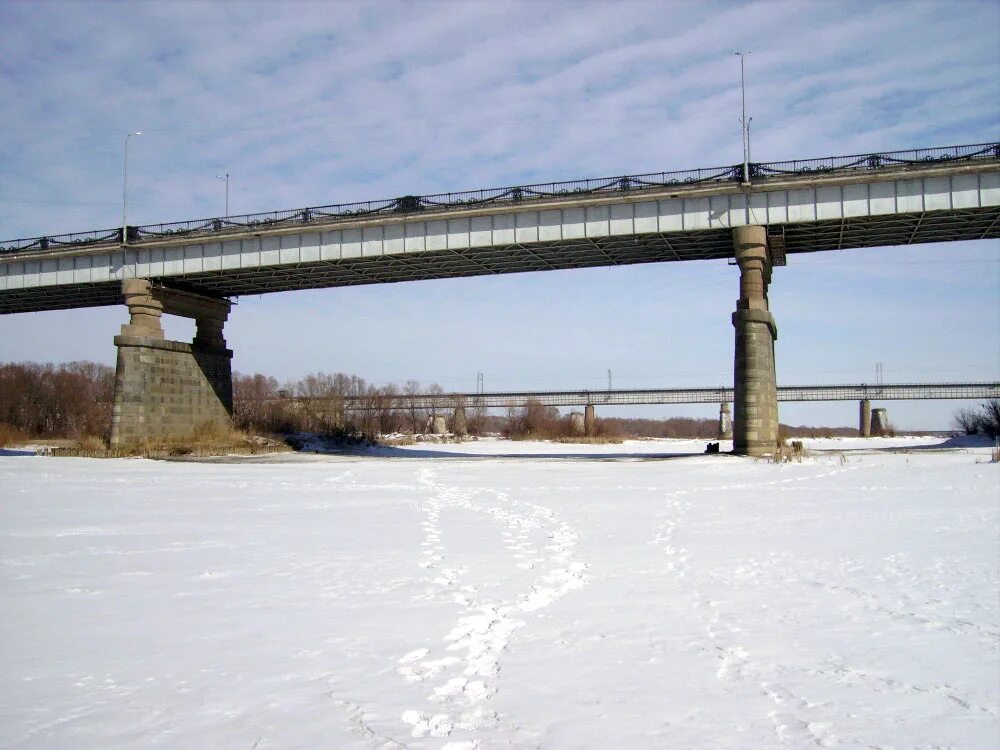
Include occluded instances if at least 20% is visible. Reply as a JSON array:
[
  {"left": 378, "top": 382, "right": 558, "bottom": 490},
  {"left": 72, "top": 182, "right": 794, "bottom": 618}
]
[
  {"left": 718, "top": 402, "right": 733, "bottom": 440},
  {"left": 859, "top": 399, "right": 872, "bottom": 437},
  {"left": 584, "top": 404, "right": 596, "bottom": 436},
  {"left": 110, "top": 279, "right": 233, "bottom": 445},
  {"left": 732, "top": 226, "right": 779, "bottom": 457},
  {"left": 871, "top": 407, "right": 890, "bottom": 437},
  {"left": 429, "top": 415, "right": 447, "bottom": 434},
  {"left": 451, "top": 406, "right": 467, "bottom": 437}
]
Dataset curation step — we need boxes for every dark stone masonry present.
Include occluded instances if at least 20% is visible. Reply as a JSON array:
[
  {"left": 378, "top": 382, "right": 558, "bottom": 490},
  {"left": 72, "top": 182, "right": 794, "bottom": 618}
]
[
  {"left": 731, "top": 226, "right": 779, "bottom": 457},
  {"left": 110, "top": 279, "right": 233, "bottom": 445}
]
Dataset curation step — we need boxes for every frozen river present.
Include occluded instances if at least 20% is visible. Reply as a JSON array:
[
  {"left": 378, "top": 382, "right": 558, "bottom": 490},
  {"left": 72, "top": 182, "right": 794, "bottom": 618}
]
[{"left": 1, "top": 437, "right": 997, "bottom": 748}]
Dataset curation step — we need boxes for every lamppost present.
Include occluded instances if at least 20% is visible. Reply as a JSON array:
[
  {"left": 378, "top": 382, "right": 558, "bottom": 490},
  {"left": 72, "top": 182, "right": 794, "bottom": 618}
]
[
  {"left": 216, "top": 172, "right": 230, "bottom": 218},
  {"left": 734, "top": 51, "right": 751, "bottom": 184},
  {"left": 122, "top": 131, "right": 142, "bottom": 243}
]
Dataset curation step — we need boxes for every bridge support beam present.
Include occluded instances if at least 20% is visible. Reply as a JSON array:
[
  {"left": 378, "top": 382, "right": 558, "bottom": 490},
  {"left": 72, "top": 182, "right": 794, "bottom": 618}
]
[
  {"left": 584, "top": 404, "right": 596, "bottom": 436},
  {"left": 732, "top": 226, "right": 779, "bottom": 456},
  {"left": 110, "top": 279, "right": 233, "bottom": 446},
  {"left": 859, "top": 399, "right": 872, "bottom": 437},
  {"left": 718, "top": 402, "right": 733, "bottom": 440}
]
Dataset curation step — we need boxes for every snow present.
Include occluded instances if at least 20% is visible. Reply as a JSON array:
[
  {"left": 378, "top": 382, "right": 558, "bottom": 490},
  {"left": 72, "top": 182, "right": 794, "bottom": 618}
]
[{"left": 1, "top": 437, "right": 998, "bottom": 749}]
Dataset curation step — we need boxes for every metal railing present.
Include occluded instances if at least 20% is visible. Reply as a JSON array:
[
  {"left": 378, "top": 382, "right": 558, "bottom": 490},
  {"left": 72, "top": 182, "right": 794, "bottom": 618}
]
[
  {"left": 1, "top": 227, "right": 123, "bottom": 254},
  {"left": 4, "top": 141, "right": 998, "bottom": 255}
]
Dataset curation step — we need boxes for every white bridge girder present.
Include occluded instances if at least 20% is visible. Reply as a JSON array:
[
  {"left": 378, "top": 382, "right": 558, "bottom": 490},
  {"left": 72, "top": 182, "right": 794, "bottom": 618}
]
[{"left": 1, "top": 154, "right": 999, "bottom": 314}]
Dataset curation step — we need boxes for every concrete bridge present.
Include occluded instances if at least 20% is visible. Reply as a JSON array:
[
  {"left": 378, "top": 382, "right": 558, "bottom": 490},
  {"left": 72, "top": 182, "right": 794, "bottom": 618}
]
[{"left": 1, "top": 141, "right": 998, "bottom": 455}]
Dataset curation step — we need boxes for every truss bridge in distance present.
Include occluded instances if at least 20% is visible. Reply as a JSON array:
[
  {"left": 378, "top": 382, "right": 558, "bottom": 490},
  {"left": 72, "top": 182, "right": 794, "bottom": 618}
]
[{"left": 320, "top": 382, "right": 1000, "bottom": 411}]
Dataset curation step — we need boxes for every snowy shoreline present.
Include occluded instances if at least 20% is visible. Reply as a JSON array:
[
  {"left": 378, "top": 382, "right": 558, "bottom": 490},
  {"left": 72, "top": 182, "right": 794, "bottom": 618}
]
[{"left": 2, "top": 437, "right": 997, "bottom": 748}]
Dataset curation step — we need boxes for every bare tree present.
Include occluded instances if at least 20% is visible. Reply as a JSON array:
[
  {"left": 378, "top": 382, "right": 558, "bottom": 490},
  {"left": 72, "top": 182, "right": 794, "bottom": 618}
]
[
  {"left": 0, "top": 361, "right": 114, "bottom": 439},
  {"left": 376, "top": 383, "right": 401, "bottom": 436},
  {"left": 403, "top": 380, "right": 425, "bottom": 433},
  {"left": 953, "top": 407, "right": 982, "bottom": 436},
  {"left": 981, "top": 399, "right": 1000, "bottom": 438},
  {"left": 503, "top": 399, "right": 560, "bottom": 439},
  {"left": 466, "top": 405, "right": 488, "bottom": 436},
  {"left": 233, "top": 373, "right": 279, "bottom": 430},
  {"left": 426, "top": 383, "right": 444, "bottom": 421}
]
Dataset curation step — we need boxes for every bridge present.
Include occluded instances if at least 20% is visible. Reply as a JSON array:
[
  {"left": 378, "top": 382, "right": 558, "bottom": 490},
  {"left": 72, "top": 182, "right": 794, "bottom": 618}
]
[
  {"left": 342, "top": 382, "right": 1000, "bottom": 410},
  {"left": 325, "top": 381, "right": 1000, "bottom": 439},
  {"left": 2, "top": 141, "right": 998, "bottom": 455},
  {"left": 1, "top": 142, "right": 997, "bottom": 313}
]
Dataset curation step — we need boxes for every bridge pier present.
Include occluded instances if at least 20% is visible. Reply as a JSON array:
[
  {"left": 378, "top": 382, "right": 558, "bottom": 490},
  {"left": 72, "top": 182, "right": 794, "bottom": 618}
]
[
  {"left": 859, "top": 399, "right": 872, "bottom": 437},
  {"left": 584, "top": 404, "right": 596, "bottom": 436},
  {"left": 110, "top": 279, "right": 233, "bottom": 446},
  {"left": 871, "top": 407, "right": 889, "bottom": 437},
  {"left": 451, "top": 406, "right": 467, "bottom": 437},
  {"left": 732, "top": 226, "right": 779, "bottom": 457},
  {"left": 718, "top": 402, "right": 733, "bottom": 440}
]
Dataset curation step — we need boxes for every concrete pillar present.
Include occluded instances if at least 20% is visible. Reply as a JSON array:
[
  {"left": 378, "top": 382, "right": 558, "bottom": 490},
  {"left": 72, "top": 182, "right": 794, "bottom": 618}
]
[
  {"left": 431, "top": 415, "right": 447, "bottom": 435},
  {"left": 731, "top": 226, "right": 779, "bottom": 457},
  {"left": 584, "top": 404, "right": 596, "bottom": 436},
  {"left": 120, "top": 278, "right": 164, "bottom": 339},
  {"left": 718, "top": 402, "right": 733, "bottom": 440},
  {"left": 194, "top": 312, "right": 228, "bottom": 350},
  {"left": 111, "top": 280, "right": 233, "bottom": 446},
  {"left": 451, "top": 406, "right": 467, "bottom": 437},
  {"left": 871, "top": 408, "right": 888, "bottom": 437},
  {"left": 859, "top": 399, "right": 872, "bottom": 437},
  {"left": 569, "top": 411, "right": 586, "bottom": 435}
]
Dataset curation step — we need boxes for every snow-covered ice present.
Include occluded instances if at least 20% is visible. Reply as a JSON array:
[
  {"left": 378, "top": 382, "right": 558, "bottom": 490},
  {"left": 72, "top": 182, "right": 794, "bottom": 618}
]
[{"left": 1, "top": 437, "right": 997, "bottom": 748}]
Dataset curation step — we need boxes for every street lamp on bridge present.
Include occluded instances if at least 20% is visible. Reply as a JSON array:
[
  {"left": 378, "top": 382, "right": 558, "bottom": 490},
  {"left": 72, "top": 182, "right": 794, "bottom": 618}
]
[
  {"left": 122, "top": 131, "right": 142, "bottom": 243},
  {"left": 216, "top": 172, "right": 230, "bottom": 218},
  {"left": 734, "top": 51, "right": 752, "bottom": 184}
]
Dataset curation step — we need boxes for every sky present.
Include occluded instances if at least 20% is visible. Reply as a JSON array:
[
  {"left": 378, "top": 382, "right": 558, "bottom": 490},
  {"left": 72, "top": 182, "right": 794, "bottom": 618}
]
[{"left": 0, "top": 0, "right": 998, "bottom": 429}]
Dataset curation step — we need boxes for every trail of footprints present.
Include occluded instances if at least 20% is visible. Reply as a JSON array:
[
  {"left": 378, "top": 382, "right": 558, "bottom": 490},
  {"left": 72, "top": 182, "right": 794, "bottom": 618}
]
[
  {"left": 648, "top": 469, "right": 995, "bottom": 746},
  {"left": 397, "top": 468, "right": 587, "bottom": 743}
]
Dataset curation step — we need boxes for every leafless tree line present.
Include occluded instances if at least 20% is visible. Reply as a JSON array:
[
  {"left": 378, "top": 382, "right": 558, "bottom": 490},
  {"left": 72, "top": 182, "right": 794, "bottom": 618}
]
[
  {"left": 232, "top": 373, "right": 487, "bottom": 440},
  {"left": 0, "top": 361, "right": 115, "bottom": 439}
]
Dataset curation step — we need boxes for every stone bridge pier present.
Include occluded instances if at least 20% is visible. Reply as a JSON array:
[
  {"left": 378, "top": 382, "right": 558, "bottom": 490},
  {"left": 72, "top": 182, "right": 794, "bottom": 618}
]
[
  {"left": 731, "top": 226, "right": 779, "bottom": 456},
  {"left": 110, "top": 278, "right": 233, "bottom": 445},
  {"left": 718, "top": 402, "right": 733, "bottom": 441},
  {"left": 859, "top": 398, "right": 872, "bottom": 437},
  {"left": 451, "top": 406, "right": 467, "bottom": 437}
]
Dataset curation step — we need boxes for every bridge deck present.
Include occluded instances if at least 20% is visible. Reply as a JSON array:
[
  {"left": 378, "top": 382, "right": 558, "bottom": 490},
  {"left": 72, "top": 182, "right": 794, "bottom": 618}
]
[{"left": 1, "top": 142, "right": 998, "bottom": 314}]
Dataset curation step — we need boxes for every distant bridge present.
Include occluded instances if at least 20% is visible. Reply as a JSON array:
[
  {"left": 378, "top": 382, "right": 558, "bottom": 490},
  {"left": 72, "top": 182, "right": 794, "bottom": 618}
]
[{"left": 331, "top": 382, "right": 999, "bottom": 410}]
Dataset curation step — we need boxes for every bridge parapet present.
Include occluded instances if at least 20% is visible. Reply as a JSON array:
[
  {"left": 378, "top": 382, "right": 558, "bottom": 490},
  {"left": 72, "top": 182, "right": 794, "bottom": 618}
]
[{"left": 3, "top": 142, "right": 997, "bottom": 256}]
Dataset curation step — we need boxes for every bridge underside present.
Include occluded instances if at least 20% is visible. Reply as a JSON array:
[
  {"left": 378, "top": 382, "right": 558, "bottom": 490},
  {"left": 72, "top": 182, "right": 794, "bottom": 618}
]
[{"left": 1, "top": 205, "right": 996, "bottom": 314}]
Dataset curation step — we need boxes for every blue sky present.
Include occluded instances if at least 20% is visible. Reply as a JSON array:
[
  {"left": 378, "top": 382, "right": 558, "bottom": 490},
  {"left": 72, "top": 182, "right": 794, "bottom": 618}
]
[{"left": 1, "top": 0, "right": 998, "bottom": 429}]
